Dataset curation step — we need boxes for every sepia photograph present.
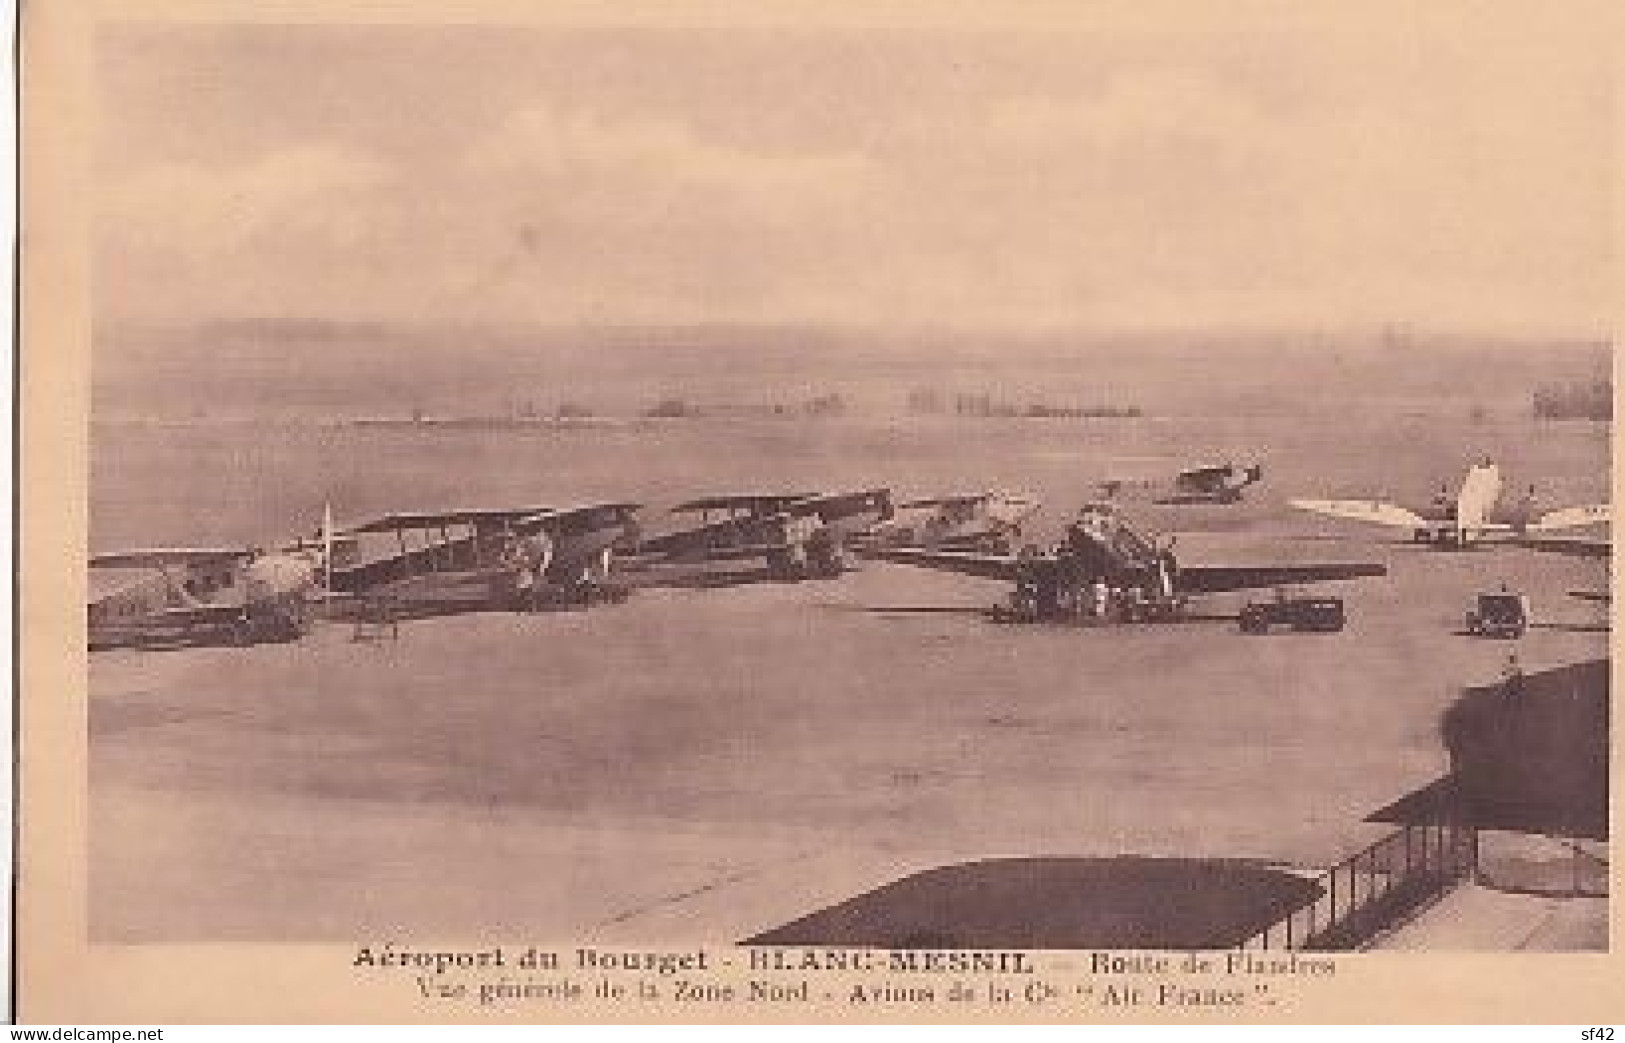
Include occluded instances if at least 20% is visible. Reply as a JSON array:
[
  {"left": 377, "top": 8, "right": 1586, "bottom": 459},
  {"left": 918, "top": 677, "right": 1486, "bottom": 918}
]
[{"left": 17, "top": 0, "right": 1619, "bottom": 1024}]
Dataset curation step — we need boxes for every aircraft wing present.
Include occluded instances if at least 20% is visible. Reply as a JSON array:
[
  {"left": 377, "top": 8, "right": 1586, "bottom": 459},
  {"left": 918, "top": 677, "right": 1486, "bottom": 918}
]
[
  {"left": 1177, "top": 562, "right": 1387, "bottom": 596},
  {"left": 345, "top": 506, "right": 556, "bottom": 534},
  {"left": 1528, "top": 504, "right": 1610, "bottom": 532},
  {"left": 520, "top": 502, "right": 641, "bottom": 529},
  {"left": 90, "top": 548, "right": 249, "bottom": 569},
  {"left": 862, "top": 547, "right": 1024, "bottom": 582},
  {"left": 147, "top": 603, "right": 248, "bottom": 626},
  {"left": 788, "top": 489, "right": 893, "bottom": 515},
  {"left": 1288, "top": 499, "right": 1428, "bottom": 529},
  {"left": 670, "top": 494, "right": 816, "bottom": 515},
  {"left": 897, "top": 493, "right": 991, "bottom": 510}
]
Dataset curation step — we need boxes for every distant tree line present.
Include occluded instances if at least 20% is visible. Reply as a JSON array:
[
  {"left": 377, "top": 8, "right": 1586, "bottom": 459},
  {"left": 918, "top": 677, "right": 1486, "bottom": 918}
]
[
  {"left": 1023, "top": 403, "right": 1143, "bottom": 418},
  {"left": 1533, "top": 380, "right": 1612, "bottom": 421},
  {"left": 908, "top": 388, "right": 1141, "bottom": 419},
  {"left": 643, "top": 392, "right": 848, "bottom": 419},
  {"left": 645, "top": 397, "right": 695, "bottom": 418}
]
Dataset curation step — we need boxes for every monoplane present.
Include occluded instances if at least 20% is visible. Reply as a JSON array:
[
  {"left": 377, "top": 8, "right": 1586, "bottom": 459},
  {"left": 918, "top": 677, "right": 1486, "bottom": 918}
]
[
  {"left": 867, "top": 501, "right": 1385, "bottom": 624},
  {"left": 1290, "top": 459, "right": 1608, "bottom": 548},
  {"left": 1099, "top": 461, "right": 1264, "bottom": 505}
]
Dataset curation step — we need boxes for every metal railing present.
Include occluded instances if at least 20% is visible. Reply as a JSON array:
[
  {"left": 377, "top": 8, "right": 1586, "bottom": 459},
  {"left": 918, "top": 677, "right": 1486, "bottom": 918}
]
[{"left": 1238, "top": 821, "right": 1476, "bottom": 951}]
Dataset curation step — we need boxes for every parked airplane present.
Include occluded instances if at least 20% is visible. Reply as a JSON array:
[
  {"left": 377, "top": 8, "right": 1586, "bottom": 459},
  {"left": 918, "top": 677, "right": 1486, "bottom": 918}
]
[
  {"left": 88, "top": 545, "right": 325, "bottom": 648},
  {"left": 867, "top": 501, "right": 1385, "bottom": 624},
  {"left": 634, "top": 490, "right": 893, "bottom": 578},
  {"left": 328, "top": 502, "right": 641, "bottom": 612},
  {"left": 1099, "top": 461, "right": 1264, "bottom": 505},
  {"left": 864, "top": 492, "right": 1040, "bottom": 553},
  {"left": 1290, "top": 460, "right": 1609, "bottom": 548}
]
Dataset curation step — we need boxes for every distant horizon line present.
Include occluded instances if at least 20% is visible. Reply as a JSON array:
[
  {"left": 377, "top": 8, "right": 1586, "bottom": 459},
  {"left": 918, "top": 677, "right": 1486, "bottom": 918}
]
[{"left": 99, "top": 315, "right": 1614, "bottom": 346}]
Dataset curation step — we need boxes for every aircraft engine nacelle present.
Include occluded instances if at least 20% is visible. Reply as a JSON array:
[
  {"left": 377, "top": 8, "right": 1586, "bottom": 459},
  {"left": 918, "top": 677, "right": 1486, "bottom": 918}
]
[
  {"left": 504, "top": 530, "right": 556, "bottom": 579},
  {"left": 783, "top": 514, "right": 821, "bottom": 549},
  {"left": 238, "top": 552, "right": 320, "bottom": 641},
  {"left": 241, "top": 553, "right": 318, "bottom": 601},
  {"left": 493, "top": 530, "right": 557, "bottom": 610}
]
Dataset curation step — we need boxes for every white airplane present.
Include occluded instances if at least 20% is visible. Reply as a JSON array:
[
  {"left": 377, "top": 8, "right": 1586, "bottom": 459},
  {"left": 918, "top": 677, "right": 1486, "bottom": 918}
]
[
  {"left": 1290, "top": 460, "right": 1609, "bottom": 548},
  {"left": 88, "top": 505, "right": 353, "bottom": 649}
]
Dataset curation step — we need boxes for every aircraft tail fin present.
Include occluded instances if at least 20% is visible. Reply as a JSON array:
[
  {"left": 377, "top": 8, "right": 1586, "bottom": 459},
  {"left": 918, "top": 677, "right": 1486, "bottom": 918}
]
[{"left": 1455, "top": 462, "right": 1501, "bottom": 532}]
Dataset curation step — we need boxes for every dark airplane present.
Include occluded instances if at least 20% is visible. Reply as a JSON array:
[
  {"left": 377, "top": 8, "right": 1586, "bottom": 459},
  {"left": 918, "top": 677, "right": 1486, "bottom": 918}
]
[
  {"left": 867, "top": 501, "right": 1386, "bottom": 624},
  {"left": 634, "top": 490, "right": 893, "bottom": 579},
  {"left": 329, "top": 502, "right": 641, "bottom": 612},
  {"left": 1100, "top": 461, "right": 1264, "bottom": 505}
]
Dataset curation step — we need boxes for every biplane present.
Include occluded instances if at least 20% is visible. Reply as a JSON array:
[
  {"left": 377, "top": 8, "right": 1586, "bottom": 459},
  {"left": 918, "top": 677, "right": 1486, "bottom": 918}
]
[
  {"left": 864, "top": 492, "right": 1040, "bottom": 554},
  {"left": 1290, "top": 459, "right": 1609, "bottom": 548},
  {"left": 633, "top": 489, "right": 893, "bottom": 578},
  {"left": 1098, "top": 461, "right": 1264, "bottom": 505},
  {"left": 88, "top": 545, "right": 325, "bottom": 648},
  {"left": 328, "top": 502, "right": 641, "bottom": 613},
  {"left": 867, "top": 501, "right": 1385, "bottom": 625}
]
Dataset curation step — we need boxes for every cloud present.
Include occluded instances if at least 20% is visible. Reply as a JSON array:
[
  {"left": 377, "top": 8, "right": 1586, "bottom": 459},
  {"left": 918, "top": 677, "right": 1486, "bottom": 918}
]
[
  {"left": 434, "top": 103, "right": 886, "bottom": 321},
  {"left": 94, "top": 52, "right": 1612, "bottom": 332},
  {"left": 469, "top": 104, "right": 875, "bottom": 211},
  {"left": 98, "top": 144, "right": 402, "bottom": 319},
  {"left": 101, "top": 145, "right": 391, "bottom": 260}
]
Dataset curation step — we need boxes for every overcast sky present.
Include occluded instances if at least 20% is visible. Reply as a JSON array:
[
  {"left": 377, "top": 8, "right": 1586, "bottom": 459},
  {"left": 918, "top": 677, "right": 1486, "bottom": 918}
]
[{"left": 95, "top": 12, "right": 1613, "bottom": 334}]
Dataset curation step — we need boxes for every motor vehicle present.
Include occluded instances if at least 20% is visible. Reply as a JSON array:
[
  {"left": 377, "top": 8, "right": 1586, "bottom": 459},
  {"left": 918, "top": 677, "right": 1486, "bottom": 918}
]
[
  {"left": 1238, "top": 593, "right": 1346, "bottom": 634},
  {"left": 1466, "top": 589, "right": 1530, "bottom": 639}
]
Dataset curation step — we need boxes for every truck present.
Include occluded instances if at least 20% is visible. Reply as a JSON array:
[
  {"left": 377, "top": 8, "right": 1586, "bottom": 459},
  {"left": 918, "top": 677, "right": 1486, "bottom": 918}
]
[
  {"left": 1238, "top": 592, "right": 1346, "bottom": 634},
  {"left": 1465, "top": 589, "right": 1530, "bottom": 639}
]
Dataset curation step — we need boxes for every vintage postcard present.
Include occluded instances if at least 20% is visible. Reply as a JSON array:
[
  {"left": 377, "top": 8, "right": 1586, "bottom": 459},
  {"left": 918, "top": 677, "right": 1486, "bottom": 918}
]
[{"left": 16, "top": 0, "right": 1621, "bottom": 1024}]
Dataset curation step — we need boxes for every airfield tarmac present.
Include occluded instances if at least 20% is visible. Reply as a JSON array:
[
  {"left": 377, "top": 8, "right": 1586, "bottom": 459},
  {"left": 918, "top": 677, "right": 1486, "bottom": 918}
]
[{"left": 87, "top": 414, "right": 1610, "bottom": 945}]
